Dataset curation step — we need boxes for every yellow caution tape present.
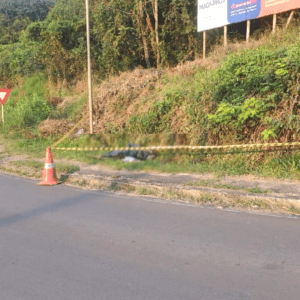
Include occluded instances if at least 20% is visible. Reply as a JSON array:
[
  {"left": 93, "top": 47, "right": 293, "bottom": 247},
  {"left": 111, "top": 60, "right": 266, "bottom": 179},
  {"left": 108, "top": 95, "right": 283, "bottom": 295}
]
[
  {"left": 53, "top": 141, "right": 300, "bottom": 152},
  {"left": 51, "top": 115, "right": 89, "bottom": 149}
]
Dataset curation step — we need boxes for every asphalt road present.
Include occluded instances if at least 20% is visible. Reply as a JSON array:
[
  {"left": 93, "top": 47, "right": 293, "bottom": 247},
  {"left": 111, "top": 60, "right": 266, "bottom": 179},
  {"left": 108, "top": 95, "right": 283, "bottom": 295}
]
[{"left": 0, "top": 173, "right": 300, "bottom": 300}]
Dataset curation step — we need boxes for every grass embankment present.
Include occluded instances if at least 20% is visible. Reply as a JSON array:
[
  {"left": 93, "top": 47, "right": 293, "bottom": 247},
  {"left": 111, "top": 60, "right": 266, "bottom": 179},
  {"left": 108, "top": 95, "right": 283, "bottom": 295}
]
[
  {"left": 0, "top": 159, "right": 80, "bottom": 179},
  {"left": 1, "top": 27, "right": 300, "bottom": 180}
]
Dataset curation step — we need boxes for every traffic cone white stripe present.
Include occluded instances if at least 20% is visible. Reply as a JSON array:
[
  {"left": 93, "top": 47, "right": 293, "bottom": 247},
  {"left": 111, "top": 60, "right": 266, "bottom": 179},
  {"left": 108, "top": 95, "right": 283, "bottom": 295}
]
[{"left": 44, "top": 163, "right": 55, "bottom": 169}]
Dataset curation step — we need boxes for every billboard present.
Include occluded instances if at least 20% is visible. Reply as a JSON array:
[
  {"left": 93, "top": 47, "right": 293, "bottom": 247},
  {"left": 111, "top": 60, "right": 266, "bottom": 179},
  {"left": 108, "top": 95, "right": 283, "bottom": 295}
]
[{"left": 198, "top": 0, "right": 300, "bottom": 32}]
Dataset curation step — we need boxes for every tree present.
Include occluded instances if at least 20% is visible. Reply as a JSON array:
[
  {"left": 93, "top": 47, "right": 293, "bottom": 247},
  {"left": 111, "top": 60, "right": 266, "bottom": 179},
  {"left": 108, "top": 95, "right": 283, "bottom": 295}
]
[
  {"left": 1, "top": 0, "right": 203, "bottom": 84},
  {"left": 0, "top": 0, "right": 55, "bottom": 22},
  {"left": 0, "top": 0, "right": 55, "bottom": 45}
]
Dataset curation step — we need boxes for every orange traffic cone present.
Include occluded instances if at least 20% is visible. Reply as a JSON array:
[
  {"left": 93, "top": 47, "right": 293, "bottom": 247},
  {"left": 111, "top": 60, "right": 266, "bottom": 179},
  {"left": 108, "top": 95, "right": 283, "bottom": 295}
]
[{"left": 38, "top": 147, "right": 60, "bottom": 186}]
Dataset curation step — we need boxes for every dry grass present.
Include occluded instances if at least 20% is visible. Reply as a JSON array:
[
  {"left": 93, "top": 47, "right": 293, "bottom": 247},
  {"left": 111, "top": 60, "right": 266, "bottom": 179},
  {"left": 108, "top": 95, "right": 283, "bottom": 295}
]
[
  {"left": 62, "top": 175, "right": 300, "bottom": 216},
  {"left": 1, "top": 153, "right": 299, "bottom": 216},
  {"left": 123, "top": 184, "right": 300, "bottom": 215},
  {"left": 90, "top": 68, "right": 161, "bottom": 133},
  {"left": 0, "top": 164, "right": 42, "bottom": 179},
  {"left": 39, "top": 119, "right": 75, "bottom": 136},
  {"left": 40, "top": 43, "right": 228, "bottom": 136},
  {"left": 37, "top": 25, "right": 300, "bottom": 138}
]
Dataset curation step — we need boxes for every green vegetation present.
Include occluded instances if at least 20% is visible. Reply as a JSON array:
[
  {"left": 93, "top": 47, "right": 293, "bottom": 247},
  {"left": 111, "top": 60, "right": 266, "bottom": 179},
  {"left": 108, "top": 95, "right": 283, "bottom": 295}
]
[
  {"left": 0, "top": 0, "right": 54, "bottom": 45},
  {"left": 186, "top": 179, "right": 270, "bottom": 194},
  {"left": 56, "top": 163, "right": 80, "bottom": 174},
  {"left": 0, "top": 0, "right": 54, "bottom": 22},
  {"left": 0, "top": 0, "right": 203, "bottom": 84},
  {"left": 137, "top": 187, "right": 156, "bottom": 196},
  {"left": 96, "top": 151, "right": 300, "bottom": 180},
  {"left": 110, "top": 182, "right": 300, "bottom": 215},
  {"left": 207, "top": 42, "right": 300, "bottom": 143},
  {"left": 0, "top": 75, "right": 51, "bottom": 133},
  {"left": 8, "top": 160, "right": 80, "bottom": 174},
  {"left": 9, "top": 160, "right": 44, "bottom": 169},
  {"left": 124, "top": 32, "right": 300, "bottom": 145},
  {"left": 2, "top": 0, "right": 297, "bottom": 85}
]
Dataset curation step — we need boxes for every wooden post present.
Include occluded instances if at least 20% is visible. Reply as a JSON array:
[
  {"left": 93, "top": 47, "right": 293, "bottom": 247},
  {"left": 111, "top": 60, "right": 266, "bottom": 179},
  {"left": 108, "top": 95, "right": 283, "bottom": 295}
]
[
  {"left": 1, "top": 104, "right": 4, "bottom": 125},
  {"left": 203, "top": 31, "right": 206, "bottom": 60},
  {"left": 85, "top": 0, "right": 93, "bottom": 134},
  {"left": 272, "top": 14, "right": 277, "bottom": 34},
  {"left": 224, "top": 25, "right": 228, "bottom": 48},
  {"left": 285, "top": 10, "right": 295, "bottom": 29},
  {"left": 138, "top": 1, "right": 151, "bottom": 68},
  {"left": 154, "top": 0, "right": 160, "bottom": 68},
  {"left": 246, "top": 20, "right": 251, "bottom": 44}
]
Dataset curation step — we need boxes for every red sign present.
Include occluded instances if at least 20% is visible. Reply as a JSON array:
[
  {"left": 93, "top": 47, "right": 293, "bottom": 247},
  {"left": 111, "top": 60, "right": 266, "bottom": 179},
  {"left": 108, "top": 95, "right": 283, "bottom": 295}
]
[{"left": 0, "top": 89, "right": 11, "bottom": 105}]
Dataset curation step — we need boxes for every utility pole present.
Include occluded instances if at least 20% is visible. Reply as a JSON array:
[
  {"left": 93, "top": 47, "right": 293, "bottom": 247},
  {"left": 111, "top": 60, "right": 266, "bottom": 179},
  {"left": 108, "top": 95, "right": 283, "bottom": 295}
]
[
  {"left": 85, "top": 0, "right": 93, "bottom": 134},
  {"left": 154, "top": 0, "right": 160, "bottom": 68}
]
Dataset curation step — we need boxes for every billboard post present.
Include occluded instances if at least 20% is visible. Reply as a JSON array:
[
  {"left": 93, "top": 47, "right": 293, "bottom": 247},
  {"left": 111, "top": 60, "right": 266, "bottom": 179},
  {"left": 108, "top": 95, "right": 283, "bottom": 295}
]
[
  {"left": 272, "top": 14, "right": 277, "bottom": 34},
  {"left": 286, "top": 10, "right": 295, "bottom": 29},
  {"left": 203, "top": 31, "right": 206, "bottom": 60},
  {"left": 224, "top": 25, "right": 228, "bottom": 47},
  {"left": 246, "top": 20, "right": 251, "bottom": 44}
]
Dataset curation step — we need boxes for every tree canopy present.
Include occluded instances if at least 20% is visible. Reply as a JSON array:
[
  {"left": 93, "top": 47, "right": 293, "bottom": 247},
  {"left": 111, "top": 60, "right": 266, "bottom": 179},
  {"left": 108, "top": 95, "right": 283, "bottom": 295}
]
[
  {"left": 0, "top": 0, "right": 55, "bottom": 22},
  {"left": 0, "top": 0, "right": 299, "bottom": 85}
]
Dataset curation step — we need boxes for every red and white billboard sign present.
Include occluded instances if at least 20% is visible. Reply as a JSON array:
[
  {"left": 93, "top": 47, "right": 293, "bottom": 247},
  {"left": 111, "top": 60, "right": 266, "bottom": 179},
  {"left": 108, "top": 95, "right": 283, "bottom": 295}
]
[
  {"left": 0, "top": 89, "right": 11, "bottom": 105},
  {"left": 198, "top": 0, "right": 300, "bottom": 32}
]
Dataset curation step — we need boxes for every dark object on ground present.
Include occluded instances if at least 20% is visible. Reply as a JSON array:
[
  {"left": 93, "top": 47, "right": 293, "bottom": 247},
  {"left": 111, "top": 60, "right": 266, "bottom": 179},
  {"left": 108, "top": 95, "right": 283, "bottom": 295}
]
[{"left": 102, "top": 144, "right": 155, "bottom": 160}]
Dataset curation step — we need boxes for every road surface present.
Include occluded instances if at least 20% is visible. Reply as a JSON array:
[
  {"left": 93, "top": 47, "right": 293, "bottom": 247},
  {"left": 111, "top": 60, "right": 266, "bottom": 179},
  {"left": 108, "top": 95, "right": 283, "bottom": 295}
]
[{"left": 0, "top": 173, "right": 300, "bottom": 300}]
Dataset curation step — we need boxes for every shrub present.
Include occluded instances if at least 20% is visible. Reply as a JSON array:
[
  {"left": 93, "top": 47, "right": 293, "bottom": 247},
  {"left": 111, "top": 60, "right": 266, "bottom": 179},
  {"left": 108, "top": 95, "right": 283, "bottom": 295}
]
[{"left": 4, "top": 93, "right": 51, "bottom": 130}]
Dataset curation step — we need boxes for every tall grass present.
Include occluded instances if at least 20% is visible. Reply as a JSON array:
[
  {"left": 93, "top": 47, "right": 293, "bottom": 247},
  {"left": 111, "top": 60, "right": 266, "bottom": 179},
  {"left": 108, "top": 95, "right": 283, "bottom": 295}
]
[{"left": 0, "top": 75, "right": 51, "bottom": 140}]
